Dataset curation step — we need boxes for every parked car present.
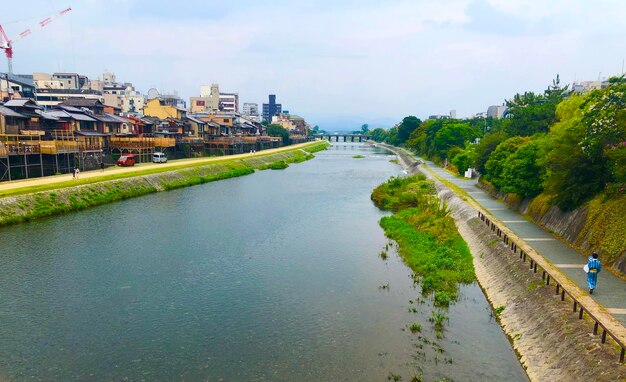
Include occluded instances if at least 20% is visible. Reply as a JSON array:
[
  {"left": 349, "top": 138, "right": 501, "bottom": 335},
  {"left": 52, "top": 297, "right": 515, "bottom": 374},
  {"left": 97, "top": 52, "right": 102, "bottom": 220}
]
[
  {"left": 117, "top": 154, "right": 136, "bottom": 167},
  {"left": 152, "top": 152, "right": 167, "bottom": 163}
]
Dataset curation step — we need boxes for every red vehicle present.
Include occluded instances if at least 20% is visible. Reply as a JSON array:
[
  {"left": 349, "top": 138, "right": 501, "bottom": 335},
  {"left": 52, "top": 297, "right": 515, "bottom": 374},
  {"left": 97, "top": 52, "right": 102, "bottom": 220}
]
[{"left": 116, "top": 154, "right": 136, "bottom": 167}]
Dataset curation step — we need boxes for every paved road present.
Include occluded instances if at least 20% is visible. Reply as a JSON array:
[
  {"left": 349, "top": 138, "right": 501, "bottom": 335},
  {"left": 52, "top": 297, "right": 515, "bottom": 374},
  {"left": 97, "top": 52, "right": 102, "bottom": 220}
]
[
  {"left": 418, "top": 157, "right": 626, "bottom": 326},
  {"left": 0, "top": 141, "right": 317, "bottom": 194}
]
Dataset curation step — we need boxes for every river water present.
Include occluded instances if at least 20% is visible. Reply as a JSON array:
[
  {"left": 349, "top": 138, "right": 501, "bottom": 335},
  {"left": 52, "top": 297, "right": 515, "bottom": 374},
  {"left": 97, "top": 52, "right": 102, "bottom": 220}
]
[{"left": 0, "top": 143, "right": 527, "bottom": 381}]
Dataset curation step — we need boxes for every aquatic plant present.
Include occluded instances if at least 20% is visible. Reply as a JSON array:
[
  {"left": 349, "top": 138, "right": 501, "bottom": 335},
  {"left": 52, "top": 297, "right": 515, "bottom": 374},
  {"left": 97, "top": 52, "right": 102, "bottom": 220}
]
[
  {"left": 429, "top": 311, "right": 448, "bottom": 330},
  {"left": 353, "top": 155, "right": 365, "bottom": 158},
  {"left": 372, "top": 175, "right": 475, "bottom": 304},
  {"left": 409, "top": 323, "right": 422, "bottom": 333},
  {"left": 494, "top": 306, "right": 505, "bottom": 316},
  {"left": 380, "top": 250, "right": 388, "bottom": 260}
]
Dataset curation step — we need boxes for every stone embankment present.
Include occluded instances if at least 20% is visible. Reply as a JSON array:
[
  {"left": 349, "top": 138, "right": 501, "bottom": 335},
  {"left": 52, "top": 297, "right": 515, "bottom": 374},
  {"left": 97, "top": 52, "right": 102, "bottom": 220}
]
[
  {"left": 382, "top": 144, "right": 626, "bottom": 382},
  {"left": 0, "top": 144, "right": 326, "bottom": 227}
]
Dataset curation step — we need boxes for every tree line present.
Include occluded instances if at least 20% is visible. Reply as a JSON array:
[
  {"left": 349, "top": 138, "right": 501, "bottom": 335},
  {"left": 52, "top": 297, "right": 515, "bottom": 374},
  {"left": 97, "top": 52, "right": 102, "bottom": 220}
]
[{"left": 364, "top": 75, "right": 626, "bottom": 210}]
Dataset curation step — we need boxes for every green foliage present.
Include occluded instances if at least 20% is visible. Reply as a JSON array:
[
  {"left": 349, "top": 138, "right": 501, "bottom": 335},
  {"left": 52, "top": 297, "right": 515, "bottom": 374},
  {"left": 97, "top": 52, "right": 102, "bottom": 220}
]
[
  {"left": 504, "top": 75, "right": 568, "bottom": 136},
  {"left": 267, "top": 161, "right": 288, "bottom": 170},
  {"left": 450, "top": 145, "right": 475, "bottom": 175},
  {"left": 267, "top": 124, "right": 291, "bottom": 145},
  {"left": 369, "top": 128, "right": 388, "bottom": 142},
  {"left": 484, "top": 136, "right": 529, "bottom": 189},
  {"left": 372, "top": 176, "right": 475, "bottom": 302},
  {"left": 494, "top": 306, "right": 505, "bottom": 316},
  {"left": 384, "top": 126, "right": 401, "bottom": 146},
  {"left": 398, "top": 116, "right": 422, "bottom": 143},
  {"left": 409, "top": 323, "right": 422, "bottom": 333},
  {"left": 352, "top": 155, "right": 365, "bottom": 159},
  {"left": 0, "top": 145, "right": 321, "bottom": 226},
  {"left": 433, "top": 291, "right": 451, "bottom": 307},
  {"left": 500, "top": 137, "right": 547, "bottom": 197},
  {"left": 407, "top": 119, "right": 480, "bottom": 163},
  {"left": 473, "top": 132, "right": 508, "bottom": 175},
  {"left": 577, "top": 193, "right": 626, "bottom": 266}
]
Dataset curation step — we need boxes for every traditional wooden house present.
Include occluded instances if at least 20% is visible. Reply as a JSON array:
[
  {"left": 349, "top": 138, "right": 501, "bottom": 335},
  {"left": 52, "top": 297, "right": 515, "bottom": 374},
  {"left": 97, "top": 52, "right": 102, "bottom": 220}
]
[
  {"left": 0, "top": 105, "right": 28, "bottom": 134},
  {"left": 59, "top": 98, "right": 105, "bottom": 115}
]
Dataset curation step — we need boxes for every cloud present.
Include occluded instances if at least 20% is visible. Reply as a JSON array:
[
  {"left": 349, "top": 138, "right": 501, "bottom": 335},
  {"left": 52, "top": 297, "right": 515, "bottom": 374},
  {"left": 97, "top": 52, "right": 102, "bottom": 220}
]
[{"left": 1, "top": 0, "right": 626, "bottom": 128}]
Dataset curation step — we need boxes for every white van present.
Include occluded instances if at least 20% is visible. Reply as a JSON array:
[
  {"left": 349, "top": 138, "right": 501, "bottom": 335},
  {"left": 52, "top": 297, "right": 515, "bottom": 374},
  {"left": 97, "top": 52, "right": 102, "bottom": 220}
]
[{"left": 152, "top": 152, "right": 168, "bottom": 163}]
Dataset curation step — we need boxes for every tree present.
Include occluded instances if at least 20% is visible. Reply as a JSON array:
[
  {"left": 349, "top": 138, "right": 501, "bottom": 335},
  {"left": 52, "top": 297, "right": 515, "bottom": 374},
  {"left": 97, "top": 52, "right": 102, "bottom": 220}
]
[
  {"left": 361, "top": 124, "right": 369, "bottom": 134},
  {"left": 484, "top": 136, "right": 529, "bottom": 188},
  {"left": 473, "top": 132, "right": 508, "bottom": 175},
  {"left": 450, "top": 145, "right": 475, "bottom": 175},
  {"left": 432, "top": 122, "right": 480, "bottom": 160},
  {"left": 384, "top": 126, "right": 400, "bottom": 146},
  {"left": 500, "top": 138, "right": 546, "bottom": 197},
  {"left": 267, "top": 124, "right": 291, "bottom": 145},
  {"left": 397, "top": 116, "right": 421, "bottom": 144},
  {"left": 504, "top": 76, "right": 569, "bottom": 137},
  {"left": 370, "top": 128, "right": 387, "bottom": 142}
]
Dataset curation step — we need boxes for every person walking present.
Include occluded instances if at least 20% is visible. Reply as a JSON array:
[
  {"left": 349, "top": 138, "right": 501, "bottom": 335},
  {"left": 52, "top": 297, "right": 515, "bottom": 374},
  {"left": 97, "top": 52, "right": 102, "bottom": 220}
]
[
  {"left": 75, "top": 167, "right": 80, "bottom": 179},
  {"left": 101, "top": 162, "right": 105, "bottom": 172},
  {"left": 586, "top": 253, "right": 602, "bottom": 294}
]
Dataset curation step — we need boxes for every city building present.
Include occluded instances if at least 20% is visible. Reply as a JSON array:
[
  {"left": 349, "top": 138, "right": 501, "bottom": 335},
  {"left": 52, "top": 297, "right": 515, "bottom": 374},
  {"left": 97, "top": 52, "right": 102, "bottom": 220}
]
[
  {"left": 262, "top": 94, "right": 282, "bottom": 122},
  {"left": 99, "top": 72, "right": 145, "bottom": 115},
  {"left": 0, "top": 73, "right": 36, "bottom": 101},
  {"left": 572, "top": 80, "right": 610, "bottom": 93},
  {"left": 242, "top": 103, "right": 259, "bottom": 121},
  {"left": 143, "top": 97, "right": 187, "bottom": 120},
  {"left": 219, "top": 92, "right": 239, "bottom": 113},
  {"left": 486, "top": 105, "right": 508, "bottom": 119},
  {"left": 32, "top": 72, "right": 103, "bottom": 107},
  {"left": 191, "top": 84, "right": 238, "bottom": 114}
]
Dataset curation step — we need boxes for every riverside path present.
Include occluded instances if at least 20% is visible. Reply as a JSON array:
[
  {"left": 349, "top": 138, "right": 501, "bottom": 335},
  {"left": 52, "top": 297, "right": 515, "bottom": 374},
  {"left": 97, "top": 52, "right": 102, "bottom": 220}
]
[
  {"left": 0, "top": 141, "right": 319, "bottom": 196},
  {"left": 404, "top": 149, "right": 626, "bottom": 327}
]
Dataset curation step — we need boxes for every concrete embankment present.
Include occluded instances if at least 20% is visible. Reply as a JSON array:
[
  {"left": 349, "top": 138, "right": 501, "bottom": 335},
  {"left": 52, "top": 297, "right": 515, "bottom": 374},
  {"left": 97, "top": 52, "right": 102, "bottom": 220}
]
[
  {"left": 0, "top": 143, "right": 327, "bottom": 227},
  {"left": 381, "top": 144, "right": 626, "bottom": 382}
]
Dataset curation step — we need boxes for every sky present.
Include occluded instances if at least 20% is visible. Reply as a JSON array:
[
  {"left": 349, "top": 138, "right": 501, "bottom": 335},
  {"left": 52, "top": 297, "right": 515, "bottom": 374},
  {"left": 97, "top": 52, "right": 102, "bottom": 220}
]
[{"left": 1, "top": 0, "right": 625, "bottom": 131}]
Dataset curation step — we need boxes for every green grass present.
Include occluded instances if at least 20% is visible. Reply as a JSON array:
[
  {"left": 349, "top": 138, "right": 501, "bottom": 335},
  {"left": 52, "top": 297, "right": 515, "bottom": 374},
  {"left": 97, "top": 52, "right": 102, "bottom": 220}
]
[
  {"left": 372, "top": 175, "right": 475, "bottom": 306},
  {"left": 353, "top": 155, "right": 365, "bottom": 158},
  {"left": 0, "top": 141, "right": 329, "bottom": 227},
  {"left": 267, "top": 161, "right": 288, "bottom": 170},
  {"left": 0, "top": 141, "right": 328, "bottom": 199}
]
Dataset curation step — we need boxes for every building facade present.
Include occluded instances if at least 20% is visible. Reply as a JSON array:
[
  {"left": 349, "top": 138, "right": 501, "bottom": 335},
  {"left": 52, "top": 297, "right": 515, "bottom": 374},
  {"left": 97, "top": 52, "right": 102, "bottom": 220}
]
[{"left": 262, "top": 94, "right": 282, "bottom": 122}]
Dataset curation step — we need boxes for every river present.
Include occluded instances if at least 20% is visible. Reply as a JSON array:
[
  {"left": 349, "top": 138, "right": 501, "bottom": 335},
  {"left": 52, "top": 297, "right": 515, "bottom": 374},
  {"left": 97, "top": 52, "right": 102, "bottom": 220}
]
[{"left": 0, "top": 142, "right": 527, "bottom": 381}]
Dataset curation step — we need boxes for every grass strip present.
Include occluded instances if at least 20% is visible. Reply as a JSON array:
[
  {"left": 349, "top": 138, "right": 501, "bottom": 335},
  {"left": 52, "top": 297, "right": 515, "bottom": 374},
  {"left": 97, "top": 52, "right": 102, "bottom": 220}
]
[{"left": 372, "top": 175, "right": 475, "bottom": 306}]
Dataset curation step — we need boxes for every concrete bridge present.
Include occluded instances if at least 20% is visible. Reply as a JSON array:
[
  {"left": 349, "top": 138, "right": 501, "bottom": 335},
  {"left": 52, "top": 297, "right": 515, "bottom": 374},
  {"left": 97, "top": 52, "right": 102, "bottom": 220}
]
[{"left": 314, "top": 134, "right": 372, "bottom": 142}]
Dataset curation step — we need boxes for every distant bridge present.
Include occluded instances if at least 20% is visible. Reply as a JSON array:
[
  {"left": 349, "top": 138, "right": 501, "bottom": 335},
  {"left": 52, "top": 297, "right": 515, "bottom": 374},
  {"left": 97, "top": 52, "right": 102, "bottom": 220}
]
[{"left": 314, "top": 134, "right": 372, "bottom": 142}]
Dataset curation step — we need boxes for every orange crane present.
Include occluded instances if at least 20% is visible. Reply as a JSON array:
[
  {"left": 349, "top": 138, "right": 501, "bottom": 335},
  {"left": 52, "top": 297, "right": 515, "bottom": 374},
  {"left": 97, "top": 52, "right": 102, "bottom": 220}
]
[{"left": 0, "top": 7, "right": 72, "bottom": 75}]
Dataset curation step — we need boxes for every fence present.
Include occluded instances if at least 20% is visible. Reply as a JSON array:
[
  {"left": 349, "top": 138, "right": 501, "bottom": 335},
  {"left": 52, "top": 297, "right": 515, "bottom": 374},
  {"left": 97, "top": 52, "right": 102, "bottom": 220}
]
[{"left": 477, "top": 210, "right": 626, "bottom": 363}]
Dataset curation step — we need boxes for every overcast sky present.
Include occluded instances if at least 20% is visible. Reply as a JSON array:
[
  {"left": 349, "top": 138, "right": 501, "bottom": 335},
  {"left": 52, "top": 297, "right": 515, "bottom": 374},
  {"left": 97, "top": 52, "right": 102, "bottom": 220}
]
[{"left": 1, "top": 0, "right": 625, "bottom": 130}]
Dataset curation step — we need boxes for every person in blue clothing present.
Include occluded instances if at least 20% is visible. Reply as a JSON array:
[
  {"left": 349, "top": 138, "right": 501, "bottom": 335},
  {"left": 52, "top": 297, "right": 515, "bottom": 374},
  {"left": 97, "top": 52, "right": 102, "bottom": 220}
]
[{"left": 587, "top": 253, "right": 601, "bottom": 294}]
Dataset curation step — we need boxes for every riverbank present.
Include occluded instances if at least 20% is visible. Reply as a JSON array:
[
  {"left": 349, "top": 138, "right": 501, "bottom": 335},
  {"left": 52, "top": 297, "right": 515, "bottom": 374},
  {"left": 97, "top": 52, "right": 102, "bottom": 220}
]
[
  {"left": 379, "top": 143, "right": 626, "bottom": 381},
  {"left": 0, "top": 141, "right": 329, "bottom": 227}
]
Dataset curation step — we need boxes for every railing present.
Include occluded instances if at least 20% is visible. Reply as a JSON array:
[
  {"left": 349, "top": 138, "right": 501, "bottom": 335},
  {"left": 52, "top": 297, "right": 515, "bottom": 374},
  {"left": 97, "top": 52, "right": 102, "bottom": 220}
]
[
  {"left": 477, "top": 210, "right": 626, "bottom": 363},
  {"left": 0, "top": 140, "right": 42, "bottom": 155},
  {"left": 110, "top": 137, "right": 176, "bottom": 149}
]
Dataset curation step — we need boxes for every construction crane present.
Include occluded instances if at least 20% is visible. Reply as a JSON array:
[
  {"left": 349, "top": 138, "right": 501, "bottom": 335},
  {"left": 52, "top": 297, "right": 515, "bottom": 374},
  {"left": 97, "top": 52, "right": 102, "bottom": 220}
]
[{"left": 0, "top": 7, "right": 72, "bottom": 75}]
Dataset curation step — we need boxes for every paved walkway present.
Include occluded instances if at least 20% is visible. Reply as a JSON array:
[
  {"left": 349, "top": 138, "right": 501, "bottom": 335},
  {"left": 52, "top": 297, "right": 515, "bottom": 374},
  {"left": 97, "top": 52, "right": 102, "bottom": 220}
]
[
  {"left": 0, "top": 142, "right": 318, "bottom": 195},
  {"left": 418, "top": 156, "right": 626, "bottom": 326}
]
